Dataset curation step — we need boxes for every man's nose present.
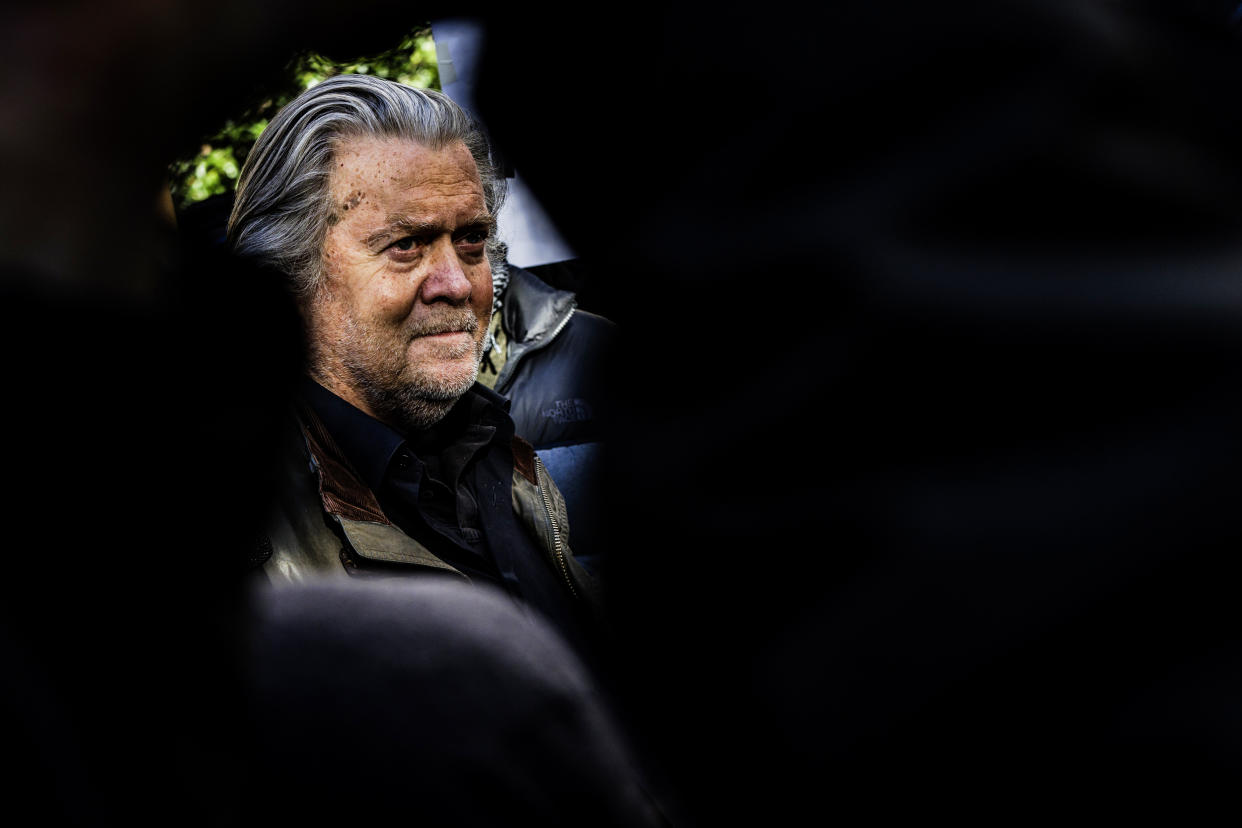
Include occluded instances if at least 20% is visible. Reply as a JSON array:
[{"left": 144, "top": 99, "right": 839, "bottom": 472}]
[{"left": 418, "top": 238, "right": 473, "bottom": 304}]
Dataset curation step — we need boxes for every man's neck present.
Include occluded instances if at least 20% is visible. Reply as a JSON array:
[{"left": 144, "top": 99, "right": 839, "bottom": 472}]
[{"left": 307, "top": 368, "right": 388, "bottom": 426}]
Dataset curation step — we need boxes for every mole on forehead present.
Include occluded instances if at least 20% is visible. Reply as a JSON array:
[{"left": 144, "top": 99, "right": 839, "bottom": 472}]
[
  {"left": 333, "top": 159, "right": 476, "bottom": 193},
  {"left": 330, "top": 139, "right": 482, "bottom": 219},
  {"left": 335, "top": 137, "right": 474, "bottom": 173}
]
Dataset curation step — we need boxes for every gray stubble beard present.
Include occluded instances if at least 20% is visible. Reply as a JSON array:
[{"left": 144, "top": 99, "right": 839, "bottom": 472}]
[
  {"left": 341, "top": 312, "right": 484, "bottom": 432},
  {"left": 351, "top": 362, "right": 474, "bottom": 431}
]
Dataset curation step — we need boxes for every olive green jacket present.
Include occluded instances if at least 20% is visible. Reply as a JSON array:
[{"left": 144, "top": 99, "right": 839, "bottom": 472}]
[{"left": 258, "top": 403, "right": 601, "bottom": 613}]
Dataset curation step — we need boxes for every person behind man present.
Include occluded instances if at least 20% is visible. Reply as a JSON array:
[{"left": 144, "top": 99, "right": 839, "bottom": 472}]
[
  {"left": 476, "top": 254, "right": 615, "bottom": 573},
  {"left": 227, "top": 74, "right": 599, "bottom": 652}
]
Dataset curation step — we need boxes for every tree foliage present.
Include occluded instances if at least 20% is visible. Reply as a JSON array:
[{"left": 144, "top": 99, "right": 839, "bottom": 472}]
[{"left": 169, "top": 26, "right": 439, "bottom": 209}]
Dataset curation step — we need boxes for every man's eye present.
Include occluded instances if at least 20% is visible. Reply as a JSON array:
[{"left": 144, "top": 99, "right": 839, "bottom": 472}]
[
  {"left": 391, "top": 237, "right": 417, "bottom": 251},
  {"left": 458, "top": 230, "right": 489, "bottom": 245}
]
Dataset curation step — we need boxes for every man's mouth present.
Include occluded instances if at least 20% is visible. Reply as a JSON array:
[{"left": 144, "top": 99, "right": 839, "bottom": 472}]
[{"left": 409, "top": 317, "right": 477, "bottom": 339}]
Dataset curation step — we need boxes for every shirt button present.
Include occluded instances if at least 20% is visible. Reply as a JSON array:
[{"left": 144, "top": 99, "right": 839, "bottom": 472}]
[{"left": 395, "top": 453, "right": 412, "bottom": 471}]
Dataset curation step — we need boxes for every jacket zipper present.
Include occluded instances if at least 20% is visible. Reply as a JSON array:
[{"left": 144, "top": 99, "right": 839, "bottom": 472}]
[
  {"left": 543, "top": 302, "right": 576, "bottom": 345},
  {"left": 534, "top": 454, "right": 577, "bottom": 598}
]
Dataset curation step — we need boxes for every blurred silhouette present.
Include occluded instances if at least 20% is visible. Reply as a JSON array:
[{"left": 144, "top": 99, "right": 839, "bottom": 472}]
[
  {"left": 246, "top": 577, "right": 664, "bottom": 826},
  {"left": 473, "top": 0, "right": 1242, "bottom": 822},
  {"left": 478, "top": 260, "right": 616, "bottom": 572},
  {"left": 6, "top": 0, "right": 1242, "bottom": 825}
]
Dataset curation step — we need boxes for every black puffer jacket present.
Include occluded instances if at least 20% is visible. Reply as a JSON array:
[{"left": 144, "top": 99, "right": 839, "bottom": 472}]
[{"left": 496, "top": 265, "right": 615, "bottom": 570}]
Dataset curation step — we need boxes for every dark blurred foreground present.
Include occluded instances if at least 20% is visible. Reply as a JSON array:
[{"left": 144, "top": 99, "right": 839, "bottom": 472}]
[{"left": 3, "top": 0, "right": 1242, "bottom": 824}]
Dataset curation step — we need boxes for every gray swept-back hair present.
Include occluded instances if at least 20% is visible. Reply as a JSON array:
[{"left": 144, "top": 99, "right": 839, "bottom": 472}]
[{"left": 227, "top": 74, "right": 507, "bottom": 300}]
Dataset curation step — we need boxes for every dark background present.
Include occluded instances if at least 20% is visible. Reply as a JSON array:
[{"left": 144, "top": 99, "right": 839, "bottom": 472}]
[{"left": 3, "top": 0, "right": 1242, "bottom": 823}]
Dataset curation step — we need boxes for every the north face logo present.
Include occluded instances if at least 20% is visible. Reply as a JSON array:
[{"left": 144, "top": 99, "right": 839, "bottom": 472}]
[{"left": 542, "top": 398, "right": 593, "bottom": 424}]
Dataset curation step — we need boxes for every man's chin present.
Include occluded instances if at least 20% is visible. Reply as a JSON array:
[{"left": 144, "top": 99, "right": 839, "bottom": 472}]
[
  {"left": 366, "top": 358, "right": 483, "bottom": 430},
  {"left": 410, "top": 362, "right": 481, "bottom": 399}
]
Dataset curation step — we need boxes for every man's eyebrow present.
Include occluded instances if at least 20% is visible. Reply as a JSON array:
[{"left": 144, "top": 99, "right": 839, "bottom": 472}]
[
  {"left": 362, "top": 213, "right": 494, "bottom": 250},
  {"left": 363, "top": 218, "right": 429, "bottom": 250}
]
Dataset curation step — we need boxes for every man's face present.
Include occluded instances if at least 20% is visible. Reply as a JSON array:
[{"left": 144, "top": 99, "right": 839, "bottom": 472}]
[{"left": 308, "top": 136, "right": 493, "bottom": 430}]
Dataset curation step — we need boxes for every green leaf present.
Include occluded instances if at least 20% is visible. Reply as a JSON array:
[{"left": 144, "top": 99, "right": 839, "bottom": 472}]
[{"left": 170, "top": 25, "right": 440, "bottom": 209}]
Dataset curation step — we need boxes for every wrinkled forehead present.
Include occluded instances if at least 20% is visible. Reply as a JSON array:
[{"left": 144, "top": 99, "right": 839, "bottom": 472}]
[{"left": 327, "top": 135, "right": 483, "bottom": 218}]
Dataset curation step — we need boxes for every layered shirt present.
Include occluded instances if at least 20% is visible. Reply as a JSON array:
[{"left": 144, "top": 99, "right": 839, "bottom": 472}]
[{"left": 301, "top": 379, "right": 587, "bottom": 649}]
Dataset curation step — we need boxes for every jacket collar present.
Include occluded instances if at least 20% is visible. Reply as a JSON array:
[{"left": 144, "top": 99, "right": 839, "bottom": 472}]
[
  {"left": 296, "top": 397, "right": 390, "bottom": 525},
  {"left": 498, "top": 265, "right": 577, "bottom": 388},
  {"left": 501, "top": 265, "right": 576, "bottom": 345},
  {"left": 301, "top": 379, "right": 405, "bottom": 495},
  {"left": 294, "top": 399, "right": 470, "bottom": 576}
]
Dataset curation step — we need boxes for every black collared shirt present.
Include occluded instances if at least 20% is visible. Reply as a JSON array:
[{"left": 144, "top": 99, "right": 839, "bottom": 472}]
[{"left": 301, "top": 379, "right": 587, "bottom": 650}]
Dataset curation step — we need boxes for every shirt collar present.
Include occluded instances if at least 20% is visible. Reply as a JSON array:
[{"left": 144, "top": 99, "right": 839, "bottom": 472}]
[
  {"left": 301, "top": 379, "right": 407, "bottom": 493},
  {"left": 300, "top": 378, "right": 514, "bottom": 493}
]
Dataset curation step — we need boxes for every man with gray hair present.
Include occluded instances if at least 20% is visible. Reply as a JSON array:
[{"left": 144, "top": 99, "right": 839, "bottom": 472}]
[{"left": 229, "top": 73, "right": 600, "bottom": 653}]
